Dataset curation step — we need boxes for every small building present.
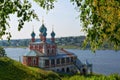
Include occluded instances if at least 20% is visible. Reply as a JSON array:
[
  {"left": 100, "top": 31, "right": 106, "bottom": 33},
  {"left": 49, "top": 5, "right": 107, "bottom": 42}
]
[{"left": 23, "top": 20, "right": 92, "bottom": 74}]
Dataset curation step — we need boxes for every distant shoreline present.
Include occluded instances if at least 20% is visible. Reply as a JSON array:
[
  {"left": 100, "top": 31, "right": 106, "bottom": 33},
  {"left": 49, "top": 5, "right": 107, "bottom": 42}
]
[
  {"left": 3, "top": 45, "right": 120, "bottom": 51},
  {"left": 3, "top": 46, "right": 28, "bottom": 48}
]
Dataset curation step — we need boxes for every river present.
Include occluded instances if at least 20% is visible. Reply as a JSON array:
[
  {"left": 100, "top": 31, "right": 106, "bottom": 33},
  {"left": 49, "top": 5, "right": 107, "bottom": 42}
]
[{"left": 5, "top": 48, "right": 120, "bottom": 75}]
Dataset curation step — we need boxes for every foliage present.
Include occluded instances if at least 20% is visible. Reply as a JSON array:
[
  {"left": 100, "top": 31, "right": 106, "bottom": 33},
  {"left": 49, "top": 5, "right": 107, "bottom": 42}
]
[
  {"left": 0, "top": 0, "right": 38, "bottom": 40},
  {"left": 34, "top": 0, "right": 56, "bottom": 10},
  {"left": 0, "top": 0, "right": 56, "bottom": 40},
  {"left": 62, "top": 74, "right": 120, "bottom": 80},
  {"left": 0, "top": 46, "right": 6, "bottom": 57},
  {"left": 0, "top": 57, "right": 60, "bottom": 80},
  {"left": 70, "top": 0, "right": 120, "bottom": 52}
]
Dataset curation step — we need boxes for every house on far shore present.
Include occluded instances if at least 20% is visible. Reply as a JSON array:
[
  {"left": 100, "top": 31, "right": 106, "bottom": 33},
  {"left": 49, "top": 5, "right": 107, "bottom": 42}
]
[{"left": 23, "top": 20, "right": 92, "bottom": 74}]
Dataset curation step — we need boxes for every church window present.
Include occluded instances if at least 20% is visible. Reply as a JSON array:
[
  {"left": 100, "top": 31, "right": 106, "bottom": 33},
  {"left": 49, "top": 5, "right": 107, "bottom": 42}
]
[
  {"left": 51, "top": 59, "right": 55, "bottom": 66},
  {"left": 33, "top": 58, "right": 36, "bottom": 65},
  {"left": 57, "top": 69, "right": 60, "bottom": 72},
  {"left": 66, "top": 67, "right": 70, "bottom": 72},
  {"left": 66, "top": 57, "right": 69, "bottom": 63},
  {"left": 61, "top": 58, "right": 65, "bottom": 64},
  {"left": 61, "top": 68, "right": 65, "bottom": 72},
  {"left": 71, "top": 57, "right": 73, "bottom": 62},
  {"left": 56, "top": 59, "right": 60, "bottom": 64},
  {"left": 45, "top": 60, "right": 49, "bottom": 66}
]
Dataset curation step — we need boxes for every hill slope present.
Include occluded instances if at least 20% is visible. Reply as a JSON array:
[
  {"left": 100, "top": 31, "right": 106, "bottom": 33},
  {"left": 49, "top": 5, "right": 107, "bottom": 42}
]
[
  {"left": 0, "top": 57, "right": 60, "bottom": 80},
  {"left": 0, "top": 57, "right": 120, "bottom": 80}
]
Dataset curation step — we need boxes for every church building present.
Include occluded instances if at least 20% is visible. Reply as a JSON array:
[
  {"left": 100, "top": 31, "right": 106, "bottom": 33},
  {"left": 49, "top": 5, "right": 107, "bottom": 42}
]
[{"left": 23, "top": 20, "right": 92, "bottom": 73}]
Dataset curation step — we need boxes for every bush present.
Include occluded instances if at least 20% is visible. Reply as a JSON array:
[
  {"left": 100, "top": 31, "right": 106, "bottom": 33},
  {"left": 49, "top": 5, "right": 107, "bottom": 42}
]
[{"left": 0, "top": 47, "right": 6, "bottom": 57}]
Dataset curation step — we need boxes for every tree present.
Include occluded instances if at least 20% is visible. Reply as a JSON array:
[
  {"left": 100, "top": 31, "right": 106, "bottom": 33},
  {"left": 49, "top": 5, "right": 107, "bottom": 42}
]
[
  {"left": 0, "top": 47, "right": 6, "bottom": 57},
  {"left": 72, "top": 0, "right": 120, "bottom": 51},
  {"left": 0, "top": 0, "right": 38, "bottom": 40},
  {"left": 0, "top": 0, "right": 56, "bottom": 40}
]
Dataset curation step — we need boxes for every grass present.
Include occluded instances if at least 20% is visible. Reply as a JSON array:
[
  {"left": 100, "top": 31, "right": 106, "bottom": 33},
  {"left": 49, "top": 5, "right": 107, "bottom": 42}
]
[
  {"left": 0, "top": 57, "right": 60, "bottom": 80},
  {"left": 61, "top": 74, "right": 120, "bottom": 80},
  {"left": 0, "top": 57, "right": 120, "bottom": 80}
]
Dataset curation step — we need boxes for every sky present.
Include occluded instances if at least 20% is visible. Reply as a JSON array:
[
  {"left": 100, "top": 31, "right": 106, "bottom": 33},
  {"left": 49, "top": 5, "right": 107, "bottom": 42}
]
[{"left": 6, "top": 0, "right": 85, "bottom": 39}]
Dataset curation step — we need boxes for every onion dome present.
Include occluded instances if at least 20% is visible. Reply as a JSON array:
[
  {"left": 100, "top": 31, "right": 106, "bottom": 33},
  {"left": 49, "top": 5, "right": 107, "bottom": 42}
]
[
  {"left": 43, "top": 26, "right": 47, "bottom": 32},
  {"left": 51, "top": 31, "right": 55, "bottom": 38},
  {"left": 31, "top": 31, "right": 36, "bottom": 38},
  {"left": 43, "top": 30, "right": 47, "bottom": 37},
  {"left": 39, "top": 24, "right": 45, "bottom": 33},
  {"left": 39, "top": 24, "right": 47, "bottom": 33}
]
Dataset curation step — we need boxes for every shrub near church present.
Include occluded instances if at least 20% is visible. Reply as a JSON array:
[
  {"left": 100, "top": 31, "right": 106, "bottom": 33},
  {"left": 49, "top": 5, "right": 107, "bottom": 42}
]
[{"left": 0, "top": 47, "right": 6, "bottom": 57}]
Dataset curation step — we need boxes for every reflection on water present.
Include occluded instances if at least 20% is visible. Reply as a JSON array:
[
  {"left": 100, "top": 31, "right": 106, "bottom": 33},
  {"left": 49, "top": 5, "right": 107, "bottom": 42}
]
[{"left": 5, "top": 48, "right": 120, "bottom": 75}]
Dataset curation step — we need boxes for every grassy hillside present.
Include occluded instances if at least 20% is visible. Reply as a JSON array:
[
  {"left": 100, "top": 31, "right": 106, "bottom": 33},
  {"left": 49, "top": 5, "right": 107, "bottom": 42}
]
[
  {"left": 0, "top": 57, "right": 60, "bottom": 80},
  {"left": 0, "top": 57, "right": 120, "bottom": 80},
  {"left": 61, "top": 74, "right": 120, "bottom": 80}
]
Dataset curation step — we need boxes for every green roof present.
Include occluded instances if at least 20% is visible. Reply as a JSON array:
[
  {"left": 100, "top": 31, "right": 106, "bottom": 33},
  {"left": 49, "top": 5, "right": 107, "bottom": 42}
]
[{"left": 24, "top": 50, "right": 37, "bottom": 56}]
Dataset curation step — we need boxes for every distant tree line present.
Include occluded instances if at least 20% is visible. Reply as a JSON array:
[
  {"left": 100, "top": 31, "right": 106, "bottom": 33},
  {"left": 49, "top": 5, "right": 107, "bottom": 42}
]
[
  {"left": 0, "top": 36, "right": 85, "bottom": 47},
  {"left": 0, "top": 36, "right": 117, "bottom": 49}
]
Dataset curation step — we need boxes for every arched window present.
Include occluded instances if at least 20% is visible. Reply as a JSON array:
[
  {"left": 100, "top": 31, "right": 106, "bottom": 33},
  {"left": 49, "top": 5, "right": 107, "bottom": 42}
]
[
  {"left": 66, "top": 67, "right": 70, "bottom": 72},
  {"left": 62, "top": 68, "right": 65, "bottom": 72},
  {"left": 57, "top": 69, "right": 60, "bottom": 72}
]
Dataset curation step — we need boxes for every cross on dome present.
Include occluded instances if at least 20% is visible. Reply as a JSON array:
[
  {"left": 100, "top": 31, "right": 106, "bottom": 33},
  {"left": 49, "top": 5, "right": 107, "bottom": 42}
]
[
  {"left": 42, "top": 16, "right": 44, "bottom": 24},
  {"left": 31, "top": 25, "right": 36, "bottom": 38}
]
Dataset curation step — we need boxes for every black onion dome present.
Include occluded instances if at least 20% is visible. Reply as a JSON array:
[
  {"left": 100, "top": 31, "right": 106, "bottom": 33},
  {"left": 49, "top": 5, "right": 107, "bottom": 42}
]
[
  {"left": 51, "top": 31, "right": 55, "bottom": 37},
  {"left": 39, "top": 24, "right": 47, "bottom": 33},
  {"left": 43, "top": 30, "right": 47, "bottom": 37},
  {"left": 31, "top": 31, "right": 36, "bottom": 37}
]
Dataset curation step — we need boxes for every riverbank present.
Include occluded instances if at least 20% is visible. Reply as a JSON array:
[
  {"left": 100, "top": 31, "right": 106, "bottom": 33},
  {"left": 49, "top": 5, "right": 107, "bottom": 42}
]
[
  {"left": 58, "top": 45, "right": 120, "bottom": 51},
  {"left": 58, "top": 45, "right": 81, "bottom": 49}
]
